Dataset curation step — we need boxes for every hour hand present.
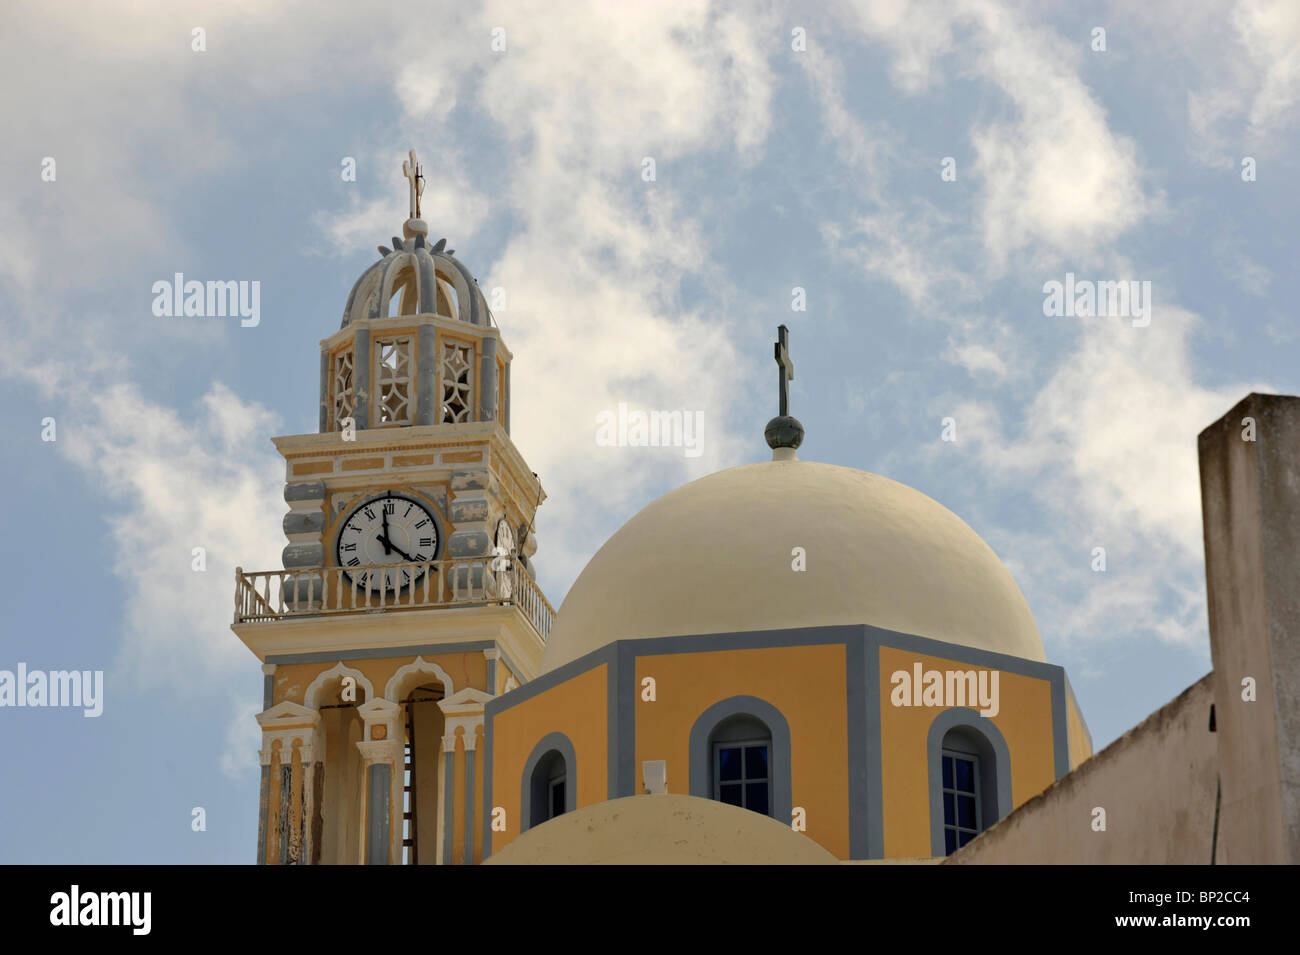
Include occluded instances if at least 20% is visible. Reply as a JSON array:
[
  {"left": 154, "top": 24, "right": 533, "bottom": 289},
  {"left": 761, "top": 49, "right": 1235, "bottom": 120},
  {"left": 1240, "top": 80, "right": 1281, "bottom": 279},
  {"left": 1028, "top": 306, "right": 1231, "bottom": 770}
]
[{"left": 377, "top": 534, "right": 416, "bottom": 562}]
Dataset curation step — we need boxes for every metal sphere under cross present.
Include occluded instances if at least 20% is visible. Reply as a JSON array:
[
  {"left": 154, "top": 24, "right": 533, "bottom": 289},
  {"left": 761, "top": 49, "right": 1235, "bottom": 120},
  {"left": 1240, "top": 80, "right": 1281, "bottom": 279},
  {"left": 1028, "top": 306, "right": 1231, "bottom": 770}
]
[
  {"left": 774, "top": 324, "right": 794, "bottom": 416},
  {"left": 402, "top": 148, "right": 425, "bottom": 220}
]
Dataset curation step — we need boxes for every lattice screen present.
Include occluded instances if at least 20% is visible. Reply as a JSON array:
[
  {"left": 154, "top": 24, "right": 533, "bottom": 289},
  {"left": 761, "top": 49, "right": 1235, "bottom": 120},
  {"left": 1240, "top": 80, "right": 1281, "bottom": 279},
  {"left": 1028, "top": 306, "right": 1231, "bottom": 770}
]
[
  {"left": 375, "top": 337, "right": 412, "bottom": 425},
  {"left": 332, "top": 347, "right": 355, "bottom": 430},
  {"left": 441, "top": 340, "right": 473, "bottom": 423}
]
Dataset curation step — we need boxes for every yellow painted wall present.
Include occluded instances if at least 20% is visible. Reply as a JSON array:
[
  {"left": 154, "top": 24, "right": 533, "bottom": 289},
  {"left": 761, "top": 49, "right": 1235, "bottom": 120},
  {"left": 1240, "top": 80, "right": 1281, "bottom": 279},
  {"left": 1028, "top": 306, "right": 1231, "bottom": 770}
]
[
  {"left": 634, "top": 645, "right": 850, "bottom": 859},
  {"left": 488, "top": 664, "right": 609, "bottom": 853},
  {"left": 878, "top": 646, "right": 1058, "bottom": 858},
  {"left": 1066, "top": 689, "right": 1093, "bottom": 769}
]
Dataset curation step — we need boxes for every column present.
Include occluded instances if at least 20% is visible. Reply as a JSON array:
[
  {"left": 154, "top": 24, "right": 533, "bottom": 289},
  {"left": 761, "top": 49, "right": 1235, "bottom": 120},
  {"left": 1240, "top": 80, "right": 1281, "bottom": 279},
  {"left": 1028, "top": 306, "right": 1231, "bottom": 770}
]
[
  {"left": 439, "top": 688, "right": 490, "bottom": 865},
  {"left": 356, "top": 698, "right": 403, "bottom": 865},
  {"left": 416, "top": 323, "right": 437, "bottom": 425},
  {"left": 441, "top": 732, "right": 457, "bottom": 865},
  {"left": 256, "top": 703, "right": 321, "bottom": 865},
  {"left": 478, "top": 335, "right": 498, "bottom": 423}
]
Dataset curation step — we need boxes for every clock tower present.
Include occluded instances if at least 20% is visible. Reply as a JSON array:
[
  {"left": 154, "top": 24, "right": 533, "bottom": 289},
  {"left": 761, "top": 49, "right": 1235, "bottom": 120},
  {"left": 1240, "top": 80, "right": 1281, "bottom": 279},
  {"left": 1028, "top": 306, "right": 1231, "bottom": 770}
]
[{"left": 232, "top": 150, "right": 553, "bottom": 865}]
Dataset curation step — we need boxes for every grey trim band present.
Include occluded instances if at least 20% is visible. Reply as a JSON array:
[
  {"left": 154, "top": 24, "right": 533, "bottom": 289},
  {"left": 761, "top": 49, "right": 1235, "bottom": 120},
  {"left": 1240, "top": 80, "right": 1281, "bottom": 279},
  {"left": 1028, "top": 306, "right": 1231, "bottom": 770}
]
[
  {"left": 688, "top": 695, "right": 793, "bottom": 824},
  {"left": 615, "top": 642, "right": 636, "bottom": 798},
  {"left": 417, "top": 323, "right": 437, "bottom": 426},
  {"left": 353, "top": 327, "right": 371, "bottom": 430},
  {"left": 520, "top": 731, "right": 577, "bottom": 833},
  {"left": 926, "top": 707, "right": 1013, "bottom": 857},
  {"left": 318, "top": 347, "right": 329, "bottom": 433},
  {"left": 366, "top": 763, "right": 390, "bottom": 865},
  {"left": 464, "top": 749, "right": 476, "bottom": 864},
  {"left": 482, "top": 717, "right": 494, "bottom": 859},
  {"left": 844, "top": 638, "right": 871, "bottom": 858},
  {"left": 442, "top": 750, "right": 455, "bottom": 866}
]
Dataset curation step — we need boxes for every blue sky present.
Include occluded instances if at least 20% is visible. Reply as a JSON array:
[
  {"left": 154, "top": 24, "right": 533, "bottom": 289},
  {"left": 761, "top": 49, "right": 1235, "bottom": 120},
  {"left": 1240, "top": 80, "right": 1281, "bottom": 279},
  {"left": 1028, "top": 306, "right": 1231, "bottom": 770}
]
[{"left": 1, "top": 0, "right": 1296, "bottom": 862}]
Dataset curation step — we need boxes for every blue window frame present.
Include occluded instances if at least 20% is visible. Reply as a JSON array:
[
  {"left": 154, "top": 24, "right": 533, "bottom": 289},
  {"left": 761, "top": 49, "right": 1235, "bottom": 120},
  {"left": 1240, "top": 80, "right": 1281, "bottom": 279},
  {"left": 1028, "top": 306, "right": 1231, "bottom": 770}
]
[
  {"left": 941, "top": 749, "right": 981, "bottom": 855},
  {"left": 713, "top": 739, "right": 771, "bottom": 816}
]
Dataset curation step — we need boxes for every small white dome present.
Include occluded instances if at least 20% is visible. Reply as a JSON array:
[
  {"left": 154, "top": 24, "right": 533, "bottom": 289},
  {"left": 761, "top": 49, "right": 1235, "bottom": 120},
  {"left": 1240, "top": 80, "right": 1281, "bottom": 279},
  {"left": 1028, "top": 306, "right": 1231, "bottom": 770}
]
[
  {"left": 341, "top": 230, "right": 493, "bottom": 328},
  {"left": 542, "top": 458, "right": 1045, "bottom": 672}
]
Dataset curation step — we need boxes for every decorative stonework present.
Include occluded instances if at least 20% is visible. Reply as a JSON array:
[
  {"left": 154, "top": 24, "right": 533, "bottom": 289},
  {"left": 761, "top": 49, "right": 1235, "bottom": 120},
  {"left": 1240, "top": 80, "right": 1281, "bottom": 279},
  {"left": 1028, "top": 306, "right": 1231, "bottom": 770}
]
[
  {"left": 441, "top": 340, "right": 474, "bottom": 423},
  {"left": 332, "top": 347, "right": 355, "bottom": 429},
  {"left": 304, "top": 661, "right": 375, "bottom": 709},
  {"left": 257, "top": 701, "right": 322, "bottom": 766},
  {"left": 384, "top": 656, "right": 455, "bottom": 702},
  {"left": 438, "top": 687, "right": 493, "bottom": 751},
  {"left": 356, "top": 697, "right": 403, "bottom": 748},
  {"left": 375, "top": 336, "right": 413, "bottom": 425}
]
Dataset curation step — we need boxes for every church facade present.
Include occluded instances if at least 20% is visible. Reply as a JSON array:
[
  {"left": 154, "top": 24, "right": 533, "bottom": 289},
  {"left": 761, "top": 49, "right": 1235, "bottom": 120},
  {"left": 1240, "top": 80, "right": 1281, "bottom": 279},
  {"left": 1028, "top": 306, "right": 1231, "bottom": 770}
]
[{"left": 231, "top": 151, "right": 1297, "bottom": 865}]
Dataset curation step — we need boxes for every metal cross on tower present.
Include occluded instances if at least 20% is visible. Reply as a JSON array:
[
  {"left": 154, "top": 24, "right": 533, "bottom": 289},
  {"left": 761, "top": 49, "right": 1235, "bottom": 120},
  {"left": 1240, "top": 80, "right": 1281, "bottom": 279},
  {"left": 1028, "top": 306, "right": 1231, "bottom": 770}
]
[
  {"left": 402, "top": 148, "right": 425, "bottom": 220},
  {"left": 775, "top": 323, "right": 794, "bottom": 417}
]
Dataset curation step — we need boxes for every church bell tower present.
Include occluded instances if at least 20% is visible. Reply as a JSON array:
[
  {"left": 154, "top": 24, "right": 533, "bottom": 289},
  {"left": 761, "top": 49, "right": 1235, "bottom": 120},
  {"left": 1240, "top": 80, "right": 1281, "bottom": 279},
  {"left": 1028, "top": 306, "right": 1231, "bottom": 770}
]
[{"left": 231, "top": 149, "right": 553, "bottom": 865}]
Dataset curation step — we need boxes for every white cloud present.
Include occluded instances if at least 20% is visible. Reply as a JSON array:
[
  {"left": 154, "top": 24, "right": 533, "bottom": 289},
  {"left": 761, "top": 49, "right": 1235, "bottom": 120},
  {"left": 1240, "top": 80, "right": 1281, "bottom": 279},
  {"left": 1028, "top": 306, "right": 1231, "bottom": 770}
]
[
  {"left": 1234, "top": 0, "right": 1300, "bottom": 135},
  {"left": 334, "top": 0, "right": 786, "bottom": 588},
  {"left": 0, "top": 330, "right": 285, "bottom": 687},
  {"left": 952, "top": 306, "right": 1269, "bottom": 647},
  {"left": 221, "top": 695, "right": 265, "bottom": 780}
]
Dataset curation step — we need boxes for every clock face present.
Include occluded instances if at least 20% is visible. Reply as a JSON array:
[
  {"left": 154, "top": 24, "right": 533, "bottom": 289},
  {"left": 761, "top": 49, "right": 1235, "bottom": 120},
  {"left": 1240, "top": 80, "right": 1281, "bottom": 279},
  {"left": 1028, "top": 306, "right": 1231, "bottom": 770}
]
[{"left": 336, "top": 493, "right": 440, "bottom": 592}]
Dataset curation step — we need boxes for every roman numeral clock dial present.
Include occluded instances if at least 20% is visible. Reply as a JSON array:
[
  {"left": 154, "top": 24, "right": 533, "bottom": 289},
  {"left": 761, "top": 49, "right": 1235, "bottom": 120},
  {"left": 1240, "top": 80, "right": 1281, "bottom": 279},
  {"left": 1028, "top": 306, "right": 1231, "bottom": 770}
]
[{"left": 336, "top": 493, "right": 440, "bottom": 592}]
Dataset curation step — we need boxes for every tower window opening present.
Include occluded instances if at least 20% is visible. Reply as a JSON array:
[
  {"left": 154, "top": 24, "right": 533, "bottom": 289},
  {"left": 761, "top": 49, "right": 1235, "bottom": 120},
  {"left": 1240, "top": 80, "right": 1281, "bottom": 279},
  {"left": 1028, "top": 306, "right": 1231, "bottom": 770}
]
[{"left": 400, "top": 684, "right": 445, "bottom": 865}]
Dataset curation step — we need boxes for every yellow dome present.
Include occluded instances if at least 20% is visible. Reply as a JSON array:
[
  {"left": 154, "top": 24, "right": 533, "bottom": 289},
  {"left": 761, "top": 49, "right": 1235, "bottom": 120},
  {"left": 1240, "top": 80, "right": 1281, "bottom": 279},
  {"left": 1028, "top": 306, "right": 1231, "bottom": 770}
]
[{"left": 541, "top": 457, "right": 1045, "bottom": 672}]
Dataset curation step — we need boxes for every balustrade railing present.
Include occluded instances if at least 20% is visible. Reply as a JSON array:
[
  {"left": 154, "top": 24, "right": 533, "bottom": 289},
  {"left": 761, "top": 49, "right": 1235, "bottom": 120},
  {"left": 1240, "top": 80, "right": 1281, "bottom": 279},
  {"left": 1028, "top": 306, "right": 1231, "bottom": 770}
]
[{"left": 234, "top": 557, "right": 553, "bottom": 639}]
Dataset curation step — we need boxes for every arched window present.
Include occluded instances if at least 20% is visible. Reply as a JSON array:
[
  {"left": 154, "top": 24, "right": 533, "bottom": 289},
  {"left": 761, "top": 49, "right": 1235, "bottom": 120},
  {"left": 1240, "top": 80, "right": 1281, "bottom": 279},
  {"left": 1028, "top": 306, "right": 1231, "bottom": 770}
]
[
  {"left": 530, "top": 751, "right": 567, "bottom": 827},
  {"left": 689, "top": 696, "right": 792, "bottom": 823},
  {"left": 521, "top": 732, "right": 577, "bottom": 832},
  {"left": 709, "top": 715, "right": 772, "bottom": 816},
  {"left": 926, "top": 710, "right": 1012, "bottom": 857},
  {"left": 400, "top": 681, "right": 445, "bottom": 865}
]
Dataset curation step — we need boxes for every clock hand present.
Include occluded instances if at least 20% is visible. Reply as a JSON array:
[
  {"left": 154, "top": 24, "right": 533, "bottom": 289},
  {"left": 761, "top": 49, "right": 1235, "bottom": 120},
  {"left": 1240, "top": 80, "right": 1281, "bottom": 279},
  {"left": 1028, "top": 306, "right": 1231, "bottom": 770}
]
[
  {"left": 376, "top": 534, "right": 417, "bottom": 562},
  {"left": 380, "top": 510, "right": 392, "bottom": 555}
]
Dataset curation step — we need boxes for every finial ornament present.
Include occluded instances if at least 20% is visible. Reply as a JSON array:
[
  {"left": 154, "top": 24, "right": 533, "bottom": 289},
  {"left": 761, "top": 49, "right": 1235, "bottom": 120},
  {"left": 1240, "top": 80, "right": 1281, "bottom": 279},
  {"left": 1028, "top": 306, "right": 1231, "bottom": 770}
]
[
  {"left": 402, "top": 148, "right": 425, "bottom": 220},
  {"left": 765, "top": 323, "right": 805, "bottom": 453}
]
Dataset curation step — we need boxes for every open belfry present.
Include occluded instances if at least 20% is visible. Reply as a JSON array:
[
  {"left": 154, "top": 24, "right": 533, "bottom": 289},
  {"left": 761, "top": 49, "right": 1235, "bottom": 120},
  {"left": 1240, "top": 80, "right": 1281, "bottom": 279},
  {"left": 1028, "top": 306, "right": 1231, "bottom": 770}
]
[{"left": 233, "top": 150, "right": 1298, "bottom": 866}]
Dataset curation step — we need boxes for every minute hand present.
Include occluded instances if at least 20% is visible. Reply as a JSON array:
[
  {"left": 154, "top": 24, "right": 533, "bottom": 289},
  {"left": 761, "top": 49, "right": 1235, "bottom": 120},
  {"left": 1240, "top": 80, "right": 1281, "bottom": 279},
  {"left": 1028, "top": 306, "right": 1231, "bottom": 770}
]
[{"left": 377, "top": 534, "right": 417, "bottom": 562}]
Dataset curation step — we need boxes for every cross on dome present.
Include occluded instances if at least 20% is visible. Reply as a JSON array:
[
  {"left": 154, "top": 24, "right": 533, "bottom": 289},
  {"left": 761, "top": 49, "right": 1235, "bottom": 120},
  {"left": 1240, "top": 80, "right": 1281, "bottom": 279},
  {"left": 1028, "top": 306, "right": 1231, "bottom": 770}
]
[
  {"left": 402, "top": 148, "right": 425, "bottom": 220},
  {"left": 775, "top": 323, "right": 794, "bottom": 417},
  {"left": 764, "top": 323, "right": 805, "bottom": 455}
]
